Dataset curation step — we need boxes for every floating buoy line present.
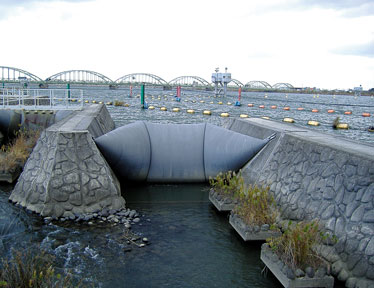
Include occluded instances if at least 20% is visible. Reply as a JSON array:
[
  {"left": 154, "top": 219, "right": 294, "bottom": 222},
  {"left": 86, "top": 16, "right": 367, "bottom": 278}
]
[
  {"left": 83, "top": 96, "right": 373, "bottom": 132},
  {"left": 91, "top": 97, "right": 373, "bottom": 119}
]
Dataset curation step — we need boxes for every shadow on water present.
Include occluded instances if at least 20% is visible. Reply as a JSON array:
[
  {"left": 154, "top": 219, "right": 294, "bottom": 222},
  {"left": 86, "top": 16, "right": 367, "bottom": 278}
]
[
  {"left": 120, "top": 182, "right": 283, "bottom": 288},
  {"left": 121, "top": 182, "right": 345, "bottom": 288}
]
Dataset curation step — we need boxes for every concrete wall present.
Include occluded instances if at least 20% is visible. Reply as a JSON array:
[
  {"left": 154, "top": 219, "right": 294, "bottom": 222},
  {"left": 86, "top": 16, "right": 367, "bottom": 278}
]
[
  {"left": 9, "top": 104, "right": 125, "bottom": 219},
  {"left": 225, "top": 118, "right": 374, "bottom": 287}
]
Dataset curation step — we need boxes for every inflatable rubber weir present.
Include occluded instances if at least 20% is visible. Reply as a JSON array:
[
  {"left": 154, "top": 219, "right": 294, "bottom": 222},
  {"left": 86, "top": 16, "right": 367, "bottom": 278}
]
[{"left": 94, "top": 121, "right": 274, "bottom": 183}]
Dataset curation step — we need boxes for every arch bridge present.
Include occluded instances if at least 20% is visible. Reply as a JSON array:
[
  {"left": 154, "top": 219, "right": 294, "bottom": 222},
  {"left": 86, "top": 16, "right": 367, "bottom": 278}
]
[
  {"left": 115, "top": 73, "right": 168, "bottom": 86},
  {"left": 228, "top": 79, "right": 244, "bottom": 87},
  {"left": 46, "top": 70, "right": 113, "bottom": 84},
  {"left": 244, "top": 80, "right": 272, "bottom": 89},
  {"left": 0, "top": 66, "right": 43, "bottom": 83},
  {"left": 272, "top": 82, "right": 294, "bottom": 90},
  {"left": 168, "top": 76, "right": 211, "bottom": 87}
]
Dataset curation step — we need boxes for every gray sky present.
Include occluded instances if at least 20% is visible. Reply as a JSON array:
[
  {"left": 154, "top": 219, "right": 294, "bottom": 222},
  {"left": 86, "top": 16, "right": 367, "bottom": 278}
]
[{"left": 0, "top": 0, "right": 373, "bottom": 90}]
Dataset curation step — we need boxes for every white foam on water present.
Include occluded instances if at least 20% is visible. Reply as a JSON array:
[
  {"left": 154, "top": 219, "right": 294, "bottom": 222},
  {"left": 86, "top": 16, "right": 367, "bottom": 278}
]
[{"left": 84, "top": 245, "right": 99, "bottom": 260}]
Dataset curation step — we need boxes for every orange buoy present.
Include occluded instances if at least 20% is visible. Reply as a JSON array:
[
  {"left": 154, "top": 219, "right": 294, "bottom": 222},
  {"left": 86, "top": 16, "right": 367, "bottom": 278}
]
[
  {"left": 312, "top": 109, "right": 319, "bottom": 113},
  {"left": 344, "top": 111, "right": 352, "bottom": 115},
  {"left": 297, "top": 107, "right": 304, "bottom": 111},
  {"left": 259, "top": 105, "right": 265, "bottom": 108},
  {"left": 362, "top": 112, "right": 371, "bottom": 117},
  {"left": 327, "top": 109, "right": 335, "bottom": 113},
  {"left": 283, "top": 107, "right": 290, "bottom": 111},
  {"left": 271, "top": 105, "right": 277, "bottom": 109},
  {"left": 247, "top": 104, "right": 254, "bottom": 107}
]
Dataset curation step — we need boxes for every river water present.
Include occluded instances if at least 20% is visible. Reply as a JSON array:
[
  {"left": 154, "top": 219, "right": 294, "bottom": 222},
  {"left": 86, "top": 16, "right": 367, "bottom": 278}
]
[{"left": 1, "top": 85, "right": 371, "bottom": 287}]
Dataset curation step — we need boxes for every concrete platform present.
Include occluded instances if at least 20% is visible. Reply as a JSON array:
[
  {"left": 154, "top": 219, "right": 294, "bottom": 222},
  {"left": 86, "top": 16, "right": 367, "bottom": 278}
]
[
  {"left": 261, "top": 244, "right": 334, "bottom": 288},
  {"left": 229, "top": 213, "right": 281, "bottom": 241},
  {"left": 208, "top": 190, "right": 236, "bottom": 212},
  {"left": 0, "top": 166, "right": 21, "bottom": 183}
]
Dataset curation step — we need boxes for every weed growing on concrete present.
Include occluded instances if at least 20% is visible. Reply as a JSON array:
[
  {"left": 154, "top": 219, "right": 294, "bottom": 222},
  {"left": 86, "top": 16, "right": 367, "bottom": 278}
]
[
  {"left": 209, "top": 170, "right": 245, "bottom": 199},
  {"left": 0, "top": 248, "right": 80, "bottom": 288},
  {"left": 267, "top": 220, "right": 334, "bottom": 270},
  {"left": 234, "top": 185, "right": 278, "bottom": 226}
]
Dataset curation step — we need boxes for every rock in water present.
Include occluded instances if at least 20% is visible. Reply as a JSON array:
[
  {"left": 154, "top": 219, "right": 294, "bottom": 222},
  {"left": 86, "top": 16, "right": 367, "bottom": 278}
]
[{"left": 305, "top": 266, "right": 315, "bottom": 278}]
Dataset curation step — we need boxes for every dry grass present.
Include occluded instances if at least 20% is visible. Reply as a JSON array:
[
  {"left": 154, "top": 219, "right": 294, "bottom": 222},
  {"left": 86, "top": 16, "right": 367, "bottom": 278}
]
[
  {"left": 0, "top": 249, "right": 78, "bottom": 288},
  {"left": 209, "top": 171, "right": 245, "bottom": 198},
  {"left": 234, "top": 185, "right": 278, "bottom": 227},
  {"left": 209, "top": 170, "right": 245, "bottom": 199},
  {"left": 267, "top": 220, "right": 336, "bottom": 270},
  {"left": 0, "top": 129, "right": 41, "bottom": 171}
]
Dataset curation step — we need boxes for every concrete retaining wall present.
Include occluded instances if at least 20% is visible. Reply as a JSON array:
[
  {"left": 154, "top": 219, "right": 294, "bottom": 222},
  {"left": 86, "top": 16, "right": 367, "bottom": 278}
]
[
  {"left": 9, "top": 104, "right": 125, "bottom": 218},
  {"left": 225, "top": 118, "right": 374, "bottom": 287}
]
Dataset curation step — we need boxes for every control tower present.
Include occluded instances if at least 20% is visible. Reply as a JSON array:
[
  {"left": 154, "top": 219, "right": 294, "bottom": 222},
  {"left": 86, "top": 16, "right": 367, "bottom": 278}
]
[{"left": 211, "top": 67, "right": 231, "bottom": 97}]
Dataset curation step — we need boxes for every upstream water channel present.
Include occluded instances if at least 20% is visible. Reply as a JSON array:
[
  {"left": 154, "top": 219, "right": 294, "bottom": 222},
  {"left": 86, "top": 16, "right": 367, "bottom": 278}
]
[{"left": 1, "top": 85, "right": 373, "bottom": 287}]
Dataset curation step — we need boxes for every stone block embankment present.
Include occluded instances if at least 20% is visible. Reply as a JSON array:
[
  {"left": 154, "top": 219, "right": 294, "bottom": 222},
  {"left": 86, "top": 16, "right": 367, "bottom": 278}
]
[
  {"left": 225, "top": 118, "right": 374, "bottom": 287},
  {"left": 9, "top": 104, "right": 125, "bottom": 219}
]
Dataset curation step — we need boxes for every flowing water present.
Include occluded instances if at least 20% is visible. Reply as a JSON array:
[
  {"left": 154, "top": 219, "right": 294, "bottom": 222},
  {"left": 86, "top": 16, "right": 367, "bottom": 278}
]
[{"left": 1, "top": 85, "right": 371, "bottom": 287}]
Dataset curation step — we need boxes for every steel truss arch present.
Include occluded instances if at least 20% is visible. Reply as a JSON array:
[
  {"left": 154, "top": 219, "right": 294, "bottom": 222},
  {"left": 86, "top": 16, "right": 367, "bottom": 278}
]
[
  {"left": 228, "top": 79, "right": 244, "bottom": 87},
  {"left": 46, "top": 70, "right": 113, "bottom": 83},
  {"left": 244, "top": 80, "right": 272, "bottom": 89},
  {"left": 0, "top": 66, "right": 43, "bottom": 82},
  {"left": 115, "top": 73, "right": 168, "bottom": 85},
  {"left": 272, "top": 82, "right": 294, "bottom": 89},
  {"left": 168, "top": 76, "right": 211, "bottom": 87}
]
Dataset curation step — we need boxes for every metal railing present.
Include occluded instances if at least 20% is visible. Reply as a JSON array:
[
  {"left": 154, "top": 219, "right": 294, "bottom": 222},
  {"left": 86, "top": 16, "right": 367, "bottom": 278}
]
[{"left": 0, "top": 88, "right": 84, "bottom": 110}]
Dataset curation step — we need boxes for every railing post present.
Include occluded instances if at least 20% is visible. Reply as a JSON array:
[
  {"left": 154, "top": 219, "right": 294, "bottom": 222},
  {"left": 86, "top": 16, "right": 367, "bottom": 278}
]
[
  {"left": 49, "top": 89, "right": 52, "bottom": 108},
  {"left": 51, "top": 89, "right": 53, "bottom": 107}
]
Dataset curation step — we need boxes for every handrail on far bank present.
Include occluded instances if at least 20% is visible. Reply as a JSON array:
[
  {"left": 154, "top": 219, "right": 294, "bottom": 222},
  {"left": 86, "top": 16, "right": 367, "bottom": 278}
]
[{"left": 0, "top": 88, "right": 84, "bottom": 110}]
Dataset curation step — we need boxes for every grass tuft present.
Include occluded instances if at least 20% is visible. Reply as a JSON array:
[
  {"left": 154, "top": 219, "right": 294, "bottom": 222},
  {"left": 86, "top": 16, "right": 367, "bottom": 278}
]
[
  {"left": 234, "top": 185, "right": 278, "bottom": 227},
  {"left": 0, "top": 129, "right": 40, "bottom": 171},
  {"left": 267, "top": 220, "right": 337, "bottom": 270},
  {"left": 209, "top": 170, "right": 245, "bottom": 199},
  {"left": 0, "top": 248, "right": 79, "bottom": 288}
]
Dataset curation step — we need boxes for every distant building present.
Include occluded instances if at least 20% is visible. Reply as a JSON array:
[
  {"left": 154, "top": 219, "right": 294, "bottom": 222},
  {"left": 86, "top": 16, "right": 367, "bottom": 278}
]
[{"left": 354, "top": 85, "right": 363, "bottom": 96}]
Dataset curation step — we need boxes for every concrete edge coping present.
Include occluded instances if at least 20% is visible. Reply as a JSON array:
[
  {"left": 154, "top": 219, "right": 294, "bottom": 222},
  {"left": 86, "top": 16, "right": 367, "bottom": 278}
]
[
  {"left": 47, "top": 104, "right": 103, "bottom": 133},
  {"left": 243, "top": 118, "right": 374, "bottom": 161},
  {"left": 229, "top": 213, "right": 281, "bottom": 241}
]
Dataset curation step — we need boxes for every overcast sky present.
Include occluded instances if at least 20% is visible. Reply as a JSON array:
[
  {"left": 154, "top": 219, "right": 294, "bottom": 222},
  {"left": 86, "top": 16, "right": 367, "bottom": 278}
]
[{"left": 0, "top": 0, "right": 373, "bottom": 90}]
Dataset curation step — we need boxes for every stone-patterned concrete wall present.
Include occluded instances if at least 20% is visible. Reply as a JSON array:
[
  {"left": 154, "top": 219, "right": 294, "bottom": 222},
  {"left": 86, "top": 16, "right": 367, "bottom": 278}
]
[
  {"left": 9, "top": 104, "right": 125, "bottom": 219},
  {"left": 226, "top": 118, "right": 374, "bottom": 288}
]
